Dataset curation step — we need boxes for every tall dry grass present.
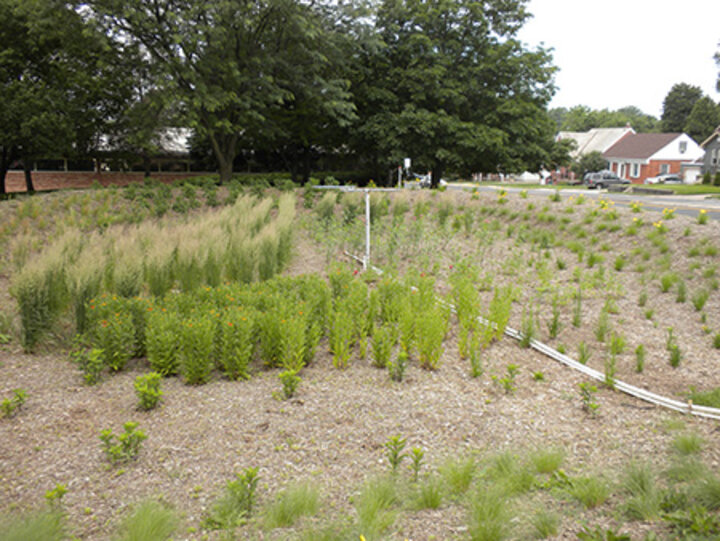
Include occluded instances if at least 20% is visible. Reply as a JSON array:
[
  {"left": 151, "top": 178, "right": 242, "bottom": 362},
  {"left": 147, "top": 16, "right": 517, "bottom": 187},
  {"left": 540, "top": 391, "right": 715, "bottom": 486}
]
[{"left": 10, "top": 194, "right": 296, "bottom": 349}]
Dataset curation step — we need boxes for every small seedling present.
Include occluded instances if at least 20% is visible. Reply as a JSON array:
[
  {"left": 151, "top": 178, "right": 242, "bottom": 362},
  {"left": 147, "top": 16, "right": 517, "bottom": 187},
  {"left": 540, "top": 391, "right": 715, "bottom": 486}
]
[
  {"left": 1, "top": 388, "right": 26, "bottom": 418},
  {"left": 533, "top": 371, "right": 545, "bottom": 381},
  {"left": 410, "top": 447, "right": 425, "bottom": 482},
  {"left": 45, "top": 483, "right": 67, "bottom": 507},
  {"left": 493, "top": 364, "right": 519, "bottom": 395},
  {"left": 579, "top": 382, "right": 599, "bottom": 416},
  {"left": 578, "top": 342, "right": 591, "bottom": 365},
  {"left": 279, "top": 369, "right": 301, "bottom": 399},
  {"left": 385, "top": 435, "right": 407, "bottom": 473},
  {"left": 388, "top": 351, "right": 407, "bottom": 382},
  {"left": 635, "top": 344, "right": 645, "bottom": 373}
]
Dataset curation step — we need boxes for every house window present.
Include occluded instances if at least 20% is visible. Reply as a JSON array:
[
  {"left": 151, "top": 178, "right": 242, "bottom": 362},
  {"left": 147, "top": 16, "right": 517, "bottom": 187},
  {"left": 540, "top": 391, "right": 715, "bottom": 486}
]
[
  {"left": 679, "top": 141, "right": 687, "bottom": 154},
  {"left": 631, "top": 163, "right": 640, "bottom": 178},
  {"left": 660, "top": 164, "right": 670, "bottom": 174}
]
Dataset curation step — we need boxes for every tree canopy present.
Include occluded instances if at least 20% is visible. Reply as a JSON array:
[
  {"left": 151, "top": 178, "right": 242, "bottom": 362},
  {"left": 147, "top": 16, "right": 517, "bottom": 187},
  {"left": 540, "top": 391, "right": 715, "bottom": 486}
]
[
  {"left": 0, "top": 0, "right": 131, "bottom": 193},
  {"left": 661, "top": 83, "right": 703, "bottom": 133},
  {"left": 349, "top": 0, "right": 558, "bottom": 186},
  {"left": 551, "top": 105, "right": 658, "bottom": 133},
  {"left": 684, "top": 96, "right": 720, "bottom": 143}
]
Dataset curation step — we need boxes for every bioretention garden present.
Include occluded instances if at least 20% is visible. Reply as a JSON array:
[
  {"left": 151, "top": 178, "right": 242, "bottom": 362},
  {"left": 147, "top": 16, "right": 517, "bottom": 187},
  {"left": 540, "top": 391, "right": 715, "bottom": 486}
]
[{"left": 3, "top": 178, "right": 720, "bottom": 540}]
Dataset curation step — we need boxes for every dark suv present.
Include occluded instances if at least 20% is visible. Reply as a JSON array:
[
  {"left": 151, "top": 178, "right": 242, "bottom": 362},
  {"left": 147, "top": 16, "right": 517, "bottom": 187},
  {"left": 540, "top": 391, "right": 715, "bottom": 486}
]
[{"left": 583, "top": 170, "right": 630, "bottom": 189}]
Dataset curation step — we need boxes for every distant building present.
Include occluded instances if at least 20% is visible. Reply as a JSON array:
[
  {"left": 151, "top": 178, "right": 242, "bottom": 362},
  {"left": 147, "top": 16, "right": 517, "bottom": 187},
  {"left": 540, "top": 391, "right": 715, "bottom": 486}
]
[
  {"left": 603, "top": 133, "right": 704, "bottom": 184},
  {"left": 554, "top": 126, "right": 635, "bottom": 181}
]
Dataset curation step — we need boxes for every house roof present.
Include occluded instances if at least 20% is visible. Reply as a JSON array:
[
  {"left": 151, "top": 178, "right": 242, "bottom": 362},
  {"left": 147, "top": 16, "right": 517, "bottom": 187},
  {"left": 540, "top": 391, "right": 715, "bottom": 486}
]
[
  {"left": 700, "top": 127, "right": 720, "bottom": 148},
  {"left": 557, "top": 127, "right": 634, "bottom": 158},
  {"left": 603, "top": 133, "right": 681, "bottom": 159}
]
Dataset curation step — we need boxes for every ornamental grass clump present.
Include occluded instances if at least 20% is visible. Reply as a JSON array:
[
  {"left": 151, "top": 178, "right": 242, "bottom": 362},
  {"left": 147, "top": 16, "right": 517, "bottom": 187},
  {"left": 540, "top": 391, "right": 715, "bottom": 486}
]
[{"left": 263, "top": 482, "right": 320, "bottom": 530}]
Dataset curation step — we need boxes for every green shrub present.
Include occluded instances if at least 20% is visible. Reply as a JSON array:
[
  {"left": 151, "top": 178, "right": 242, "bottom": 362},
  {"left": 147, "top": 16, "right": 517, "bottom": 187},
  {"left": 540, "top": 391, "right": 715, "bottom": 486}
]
[
  {"left": 134, "top": 373, "right": 163, "bottom": 411},
  {"left": 218, "top": 309, "right": 255, "bottom": 380},
  {"left": 91, "top": 308, "right": 136, "bottom": 372},
  {"left": 388, "top": 350, "right": 408, "bottom": 382},
  {"left": 178, "top": 316, "right": 215, "bottom": 384},
  {"left": 146, "top": 310, "right": 180, "bottom": 376},
  {"left": 416, "top": 305, "right": 449, "bottom": 370},
  {"left": 372, "top": 324, "right": 396, "bottom": 369},
  {"left": 329, "top": 309, "right": 353, "bottom": 369},
  {"left": 100, "top": 422, "right": 147, "bottom": 464}
]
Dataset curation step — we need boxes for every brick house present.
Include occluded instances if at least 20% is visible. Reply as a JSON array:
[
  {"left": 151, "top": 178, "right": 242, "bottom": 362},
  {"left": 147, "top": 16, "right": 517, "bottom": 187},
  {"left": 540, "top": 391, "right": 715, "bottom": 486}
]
[
  {"left": 553, "top": 126, "right": 634, "bottom": 181},
  {"left": 603, "top": 133, "right": 704, "bottom": 184}
]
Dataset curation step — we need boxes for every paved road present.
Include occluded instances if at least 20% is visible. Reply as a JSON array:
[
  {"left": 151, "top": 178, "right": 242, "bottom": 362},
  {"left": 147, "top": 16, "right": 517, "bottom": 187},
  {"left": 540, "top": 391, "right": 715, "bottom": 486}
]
[{"left": 450, "top": 184, "right": 720, "bottom": 222}]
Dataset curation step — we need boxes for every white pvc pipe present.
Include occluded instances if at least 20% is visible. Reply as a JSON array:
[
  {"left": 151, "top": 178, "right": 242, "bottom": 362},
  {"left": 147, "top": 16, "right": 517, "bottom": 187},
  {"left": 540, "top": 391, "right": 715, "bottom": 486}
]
[{"left": 364, "top": 189, "right": 370, "bottom": 270}]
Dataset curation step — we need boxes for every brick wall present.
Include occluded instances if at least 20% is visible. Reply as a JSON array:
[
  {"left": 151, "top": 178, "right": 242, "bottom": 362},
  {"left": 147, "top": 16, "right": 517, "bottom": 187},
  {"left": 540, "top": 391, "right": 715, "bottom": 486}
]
[{"left": 4, "top": 171, "right": 215, "bottom": 193}]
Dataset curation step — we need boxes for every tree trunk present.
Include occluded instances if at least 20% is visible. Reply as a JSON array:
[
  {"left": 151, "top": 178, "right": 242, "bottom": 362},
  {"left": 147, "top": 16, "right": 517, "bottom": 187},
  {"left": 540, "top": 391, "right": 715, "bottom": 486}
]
[
  {"left": 142, "top": 154, "right": 152, "bottom": 178},
  {"left": 0, "top": 147, "right": 8, "bottom": 195},
  {"left": 430, "top": 165, "right": 444, "bottom": 189},
  {"left": 208, "top": 132, "right": 238, "bottom": 185},
  {"left": 23, "top": 159, "right": 35, "bottom": 193}
]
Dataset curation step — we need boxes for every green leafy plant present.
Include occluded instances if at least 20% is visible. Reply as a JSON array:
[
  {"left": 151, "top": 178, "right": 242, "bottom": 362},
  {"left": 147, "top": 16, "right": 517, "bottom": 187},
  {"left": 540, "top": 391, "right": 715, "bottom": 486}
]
[
  {"left": 93, "top": 310, "right": 136, "bottom": 372},
  {"left": 178, "top": 316, "right": 215, "bottom": 384},
  {"left": 278, "top": 369, "right": 301, "bottom": 399},
  {"left": 146, "top": 310, "right": 180, "bottom": 376},
  {"left": 372, "top": 324, "right": 396, "bottom": 369},
  {"left": 99, "top": 422, "right": 147, "bottom": 464},
  {"left": 567, "top": 475, "right": 610, "bottom": 509},
  {"left": 669, "top": 343, "right": 682, "bottom": 368},
  {"left": 218, "top": 309, "right": 255, "bottom": 380},
  {"left": 1, "top": 389, "right": 27, "bottom": 418},
  {"left": 520, "top": 306, "right": 536, "bottom": 348},
  {"left": 572, "top": 287, "right": 582, "bottom": 328},
  {"left": 329, "top": 309, "right": 353, "bottom": 369},
  {"left": 547, "top": 297, "right": 561, "bottom": 339},
  {"left": 415, "top": 305, "right": 449, "bottom": 370},
  {"left": 530, "top": 506, "right": 560, "bottom": 539},
  {"left": 134, "top": 372, "right": 163, "bottom": 411},
  {"left": 409, "top": 447, "right": 425, "bottom": 482},
  {"left": 387, "top": 350, "right": 408, "bottom": 382},
  {"left": 635, "top": 344, "right": 645, "bottom": 373},
  {"left": 44, "top": 483, "right": 67, "bottom": 508},
  {"left": 494, "top": 364, "right": 519, "bottom": 395},
  {"left": 692, "top": 289, "right": 710, "bottom": 311}
]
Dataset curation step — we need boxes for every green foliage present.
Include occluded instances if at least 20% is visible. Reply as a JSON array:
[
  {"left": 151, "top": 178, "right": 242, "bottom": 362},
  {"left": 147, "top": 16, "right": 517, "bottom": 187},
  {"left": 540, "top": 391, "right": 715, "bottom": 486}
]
[
  {"left": 416, "top": 304, "right": 449, "bottom": 370},
  {"left": 440, "top": 455, "right": 476, "bottom": 496},
  {"left": 547, "top": 296, "right": 561, "bottom": 339},
  {"left": 134, "top": 373, "right": 163, "bottom": 411},
  {"left": 520, "top": 306, "right": 536, "bottom": 348},
  {"left": 206, "top": 467, "right": 260, "bottom": 530},
  {"left": 687, "top": 386, "right": 720, "bottom": 408},
  {"left": 354, "top": 475, "right": 398, "bottom": 540},
  {"left": 572, "top": 287, "right": 582, "bottom": 328},
  {"left": 409, "top": 447, "right": 424, "bottom": 482},
  {"left": 1, "top": 388, "right": 26, "bottom": 418},
  {"left": 567, "top": 475, "right": 610, "bottom": 509},
  {"left": 371, "top": 323, "right": 396, "bottom": 369},
  {"left": 530, "top": 447, "right": 565, "bottom": 475},
  {"left": 114, "top": 500, "right": 179, "bottom": 541},
  {"left": 411, "top": 475, "right": 443, "bottom": 510},
  {"left": 494, "top": 364, "right": 519, "bottom": 395},
  {"left": 577, "top": 525, "right": 630, "bottom": 541},
  {"left": 467, "top": 483, "right": 513, "bottom": 541},
  {"left": 620, "top": 461, "right": 661, "bottom": 520},
  {"left": 578, "top": 341, "right": 591, "bottom": 365},
  {"left": 99, "top": 422, "right": 147, "bottom": 464},
  {"left": 635, "top": 344, "right": 646, "bottom": 373},
  {"left": 329, "top": 309, "right": 353, "bottom": 369},
  {"left": 0, "top": 509, "right": 66, "bottom": 541},
  {"left": 692, "top": 289, "right": 710, "bottom": 311},
  {"left": 530, "top": 506, "right": 560, "bottom": 539},
  {"left": 672, "top": 432, "right": 704, "bottom": 456},
  {"left": 669, "top": 343, "right": 682, "bottom": 368},
  {"left": 263, "top": 482, "right": 320, "bottom": 530}
]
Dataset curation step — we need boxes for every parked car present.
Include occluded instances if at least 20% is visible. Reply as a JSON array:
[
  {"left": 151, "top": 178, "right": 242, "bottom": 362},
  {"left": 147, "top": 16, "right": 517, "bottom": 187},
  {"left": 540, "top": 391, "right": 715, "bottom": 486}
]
[
  {"left": 645, "top": 173, "right": 683, "bottom": 185},
  {"left": 415, "top": 174, "right": 447, "bottom": 189},
  {"left": 583, "top": 170, "right": 630, "bottom": 189}
]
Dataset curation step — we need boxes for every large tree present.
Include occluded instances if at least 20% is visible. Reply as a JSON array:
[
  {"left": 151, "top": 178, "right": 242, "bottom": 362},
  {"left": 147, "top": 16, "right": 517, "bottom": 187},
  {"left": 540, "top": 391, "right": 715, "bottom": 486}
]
[
  {"left": 661, "top": 83, "right": 703, "bottom": 133},
  {"left": 89, "top": 0, "right": 355, "bottom": 183},
  {"left": 350, "top": 0, "right": 557, "bottom": 187},
  {"left": 0, "top": 0, "right": 131, "bottom": 194},
  {"left": 684, "top": 96, "right": 720, "bottom": 143}
]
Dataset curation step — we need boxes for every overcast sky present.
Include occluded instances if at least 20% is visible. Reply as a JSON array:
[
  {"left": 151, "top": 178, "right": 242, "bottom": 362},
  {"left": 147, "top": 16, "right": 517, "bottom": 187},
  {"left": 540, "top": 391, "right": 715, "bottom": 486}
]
[{"left": 517, "top": 0, "right": 720, "bottom": 118}]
